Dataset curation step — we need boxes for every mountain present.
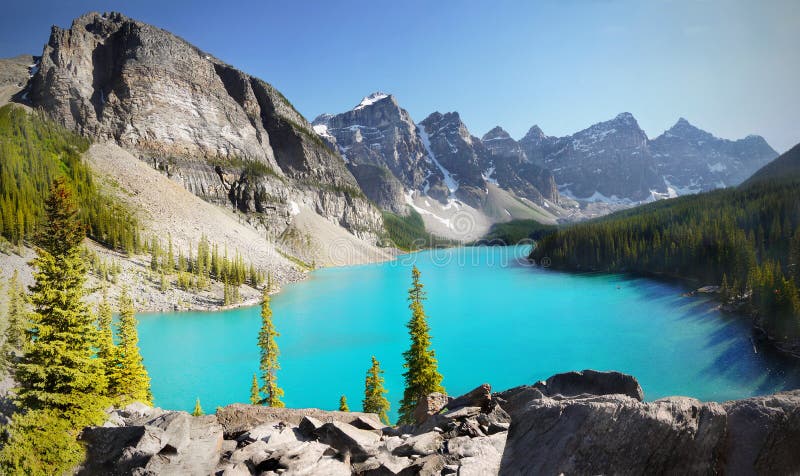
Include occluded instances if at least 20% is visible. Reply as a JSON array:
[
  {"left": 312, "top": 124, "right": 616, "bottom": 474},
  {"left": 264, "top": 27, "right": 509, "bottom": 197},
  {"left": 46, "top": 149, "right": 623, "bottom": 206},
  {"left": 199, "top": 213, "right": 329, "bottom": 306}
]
[
  {"left": 312, "top": 92, "right": 435, "bottom": 213},
  {"left": 27, "top": 12, "right": 383, "bottom": 248},
  {"left": 529, "top": 113, "right": 664, "bottom": 202},
  {"left": 743, "top": 142, "right": 800, "bottom": 186},
  {"left": 521, "top": 113, "right": 778, "bottom": 203},
  {"left": 651, "top": 117, "right": 778, "bottom": 193},
  {"left": 481, "top": 126, "right": 559, "bottom": 205},
  {"left": 313, "top": 95, "right": 563, "bottom": 239}
]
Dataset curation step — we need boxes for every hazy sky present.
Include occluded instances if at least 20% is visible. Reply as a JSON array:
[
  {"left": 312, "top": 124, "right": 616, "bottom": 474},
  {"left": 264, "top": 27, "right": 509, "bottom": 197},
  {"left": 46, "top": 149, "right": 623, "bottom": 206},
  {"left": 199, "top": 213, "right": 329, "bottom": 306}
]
[{"left": 1, "top": 0, "right": 797, "bottom": 152}]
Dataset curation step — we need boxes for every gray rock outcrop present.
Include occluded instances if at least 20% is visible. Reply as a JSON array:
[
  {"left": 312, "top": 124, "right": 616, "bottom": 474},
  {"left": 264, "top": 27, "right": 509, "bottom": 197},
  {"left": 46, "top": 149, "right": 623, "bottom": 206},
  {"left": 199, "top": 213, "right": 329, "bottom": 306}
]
[
  {"left": 78, "top": 372, "right": 800, "bottom": 475},
  {"left": 28, "top": 12, "right": 383, "bottom": 243}
]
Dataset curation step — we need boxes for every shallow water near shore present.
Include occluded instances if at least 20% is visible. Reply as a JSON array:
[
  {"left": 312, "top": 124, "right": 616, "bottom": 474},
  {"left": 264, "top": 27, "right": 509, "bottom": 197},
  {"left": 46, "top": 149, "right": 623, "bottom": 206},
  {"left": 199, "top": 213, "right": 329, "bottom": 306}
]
[{"left": 137, "top": 245, "right": 800, "bottom": 420}]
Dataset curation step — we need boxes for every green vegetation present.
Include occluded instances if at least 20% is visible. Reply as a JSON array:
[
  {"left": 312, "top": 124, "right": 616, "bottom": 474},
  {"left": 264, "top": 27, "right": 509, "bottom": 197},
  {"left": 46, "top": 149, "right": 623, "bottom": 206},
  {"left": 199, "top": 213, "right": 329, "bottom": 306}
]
[
  {"left": 338, "top": 395, "right": 349, "bottom": 412},
  {"left": 192, "top": 397, "right": 204, "bottom": 416},
  {"left": 109, "top": 288, "right": 152, "bottom": 406},
  {"left": 147, "top": 234, "right": 266, "bottom": 304},
  {"left": 1, "top": 270, "right": 26, "bottom": 371},
  {"left": 478, "top": 219, "right": 557, "bottom": 245},
  {"left": 382, "top": 209, "right": 457, "bottom": 251},
  {"left": 14, "top": 178, "right": 108, "bottom": 421},
  {"left": 95, "top": 290, "right": 115, "bottom": 385},
  {"left": 1, "top": 179, "right": 110, "bottom": 473},
  {"left": 531, "top": 175, "right": 800, "bottom": 343},
  {"left": 0, "top": 105, "right": 141, "bottom": 252},
  {"left": 257, "top": 287, "right": 284, "bottom": 407},
  {"left": 363, "top": 356, "right": 390, "bottom": 425},
  {"left": 249, "top": 373, "right": 260, "bottom": 405},
  {"left": 0, "top": 409, "right": 87, "bottom": 476},
  {"left": 398, "top": 266, "right": 445, "bottom": 425}
]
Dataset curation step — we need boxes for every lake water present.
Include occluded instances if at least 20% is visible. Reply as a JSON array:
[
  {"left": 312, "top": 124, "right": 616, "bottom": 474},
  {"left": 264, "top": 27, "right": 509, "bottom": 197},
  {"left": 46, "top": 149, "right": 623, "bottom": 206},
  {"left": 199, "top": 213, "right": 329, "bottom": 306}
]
[{"left": 137, "top": 245, "right": 800, "bottom": 420}]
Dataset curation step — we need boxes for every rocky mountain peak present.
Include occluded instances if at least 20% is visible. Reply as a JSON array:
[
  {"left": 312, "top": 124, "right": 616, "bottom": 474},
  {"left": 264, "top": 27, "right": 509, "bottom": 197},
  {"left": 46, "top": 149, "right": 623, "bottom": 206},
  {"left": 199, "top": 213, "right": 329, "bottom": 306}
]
[
  {"left": 29, "top": 11, "right": 384, "bottom": 243},
  {"left": 482, "top": 126, "right": 511, "bottom": 141},
  {"left": 522, "top": 125, "right": 547, "bottom": 142},
  {"left": 664, "top": 117, "right": 713, "bottom": 141},
  {"left": 354, "top": 91, "right": 393, "bottom": 110}
]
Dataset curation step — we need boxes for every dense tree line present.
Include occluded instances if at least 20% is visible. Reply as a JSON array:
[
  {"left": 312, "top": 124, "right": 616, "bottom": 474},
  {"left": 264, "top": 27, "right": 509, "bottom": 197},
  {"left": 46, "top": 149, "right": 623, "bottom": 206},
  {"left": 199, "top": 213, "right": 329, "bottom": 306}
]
[
  {"left": 382, "top": 209, "right": 458, "bottom": 251},
  {"left": 531, "top": 177, "right": 800, "bottom": 342},
  {"left": 148, "top": 234, "right": 266, "bottom": 305},
  {"left": 0, "top": 105, "right": 141, "bottom": 252},
  {"left": 0, "top": 180, "right": 151, "bottom": 474}
]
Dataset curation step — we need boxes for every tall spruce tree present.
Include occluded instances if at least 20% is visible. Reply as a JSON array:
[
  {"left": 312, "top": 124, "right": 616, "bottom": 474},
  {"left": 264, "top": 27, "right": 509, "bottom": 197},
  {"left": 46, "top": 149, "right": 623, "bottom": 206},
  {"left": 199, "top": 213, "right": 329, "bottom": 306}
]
[
  {"left": 14, "top": 177, "right": 108, "bottom": 422},
  {"left": 96, "top": 289, "right": 116, "bottom": 387},
  {"left": 363, "top": 356, "right": 390, "bottom": 425},
  {"left": 398, "top": 266, "right": 444, "bottom": 425},
  {"left": 2, "top": 270, "right": 27, "bottom": 366},
  {"left": 111, "top": 288, "right": 152, "bottom": 405},
  {"left": 258, "top": 288, "right": 284, "bottom": 407},
  {"left": 249, "top": 373, "right": 261, "bottom": 405}
]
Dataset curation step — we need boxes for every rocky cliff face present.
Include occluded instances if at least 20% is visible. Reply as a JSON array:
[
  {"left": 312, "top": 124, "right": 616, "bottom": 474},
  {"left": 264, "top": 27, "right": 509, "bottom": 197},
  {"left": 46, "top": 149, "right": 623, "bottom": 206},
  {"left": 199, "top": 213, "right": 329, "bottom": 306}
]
[
  {"left": 78, "top": 370, "right": 800, "bottom": 475},
  {"left": 312, "top": 93, "right": 437, "bottom": 213},
  {"left": 651, "top": 118, "right": 778, "bottom": 192},
  {"left": 313, "top": 94, "right": 563, "bottom": 217},
  {"left": 481, "top": 126, "right": 559, "bottom": 205},
  {"left": 29, "top": 12, "right": 383, "bottom": 242}
]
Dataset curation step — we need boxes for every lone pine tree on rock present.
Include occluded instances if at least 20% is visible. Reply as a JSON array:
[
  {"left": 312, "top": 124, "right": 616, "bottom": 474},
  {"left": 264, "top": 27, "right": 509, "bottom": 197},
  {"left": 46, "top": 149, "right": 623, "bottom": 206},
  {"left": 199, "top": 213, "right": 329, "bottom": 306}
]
[
  {"left": 258, "top": 287, "right": 284, "bottom": 407},
  {"left": 398, "top": 265, "right": 445, "bottom": 425},
  {"left": 339, "top": 395, "right": 349, "bottom": 412}
]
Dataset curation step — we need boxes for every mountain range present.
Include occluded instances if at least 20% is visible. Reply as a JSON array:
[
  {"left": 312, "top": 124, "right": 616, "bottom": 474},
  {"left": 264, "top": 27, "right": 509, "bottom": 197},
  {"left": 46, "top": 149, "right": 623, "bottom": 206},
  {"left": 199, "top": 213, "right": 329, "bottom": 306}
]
[
  {"left": 1, "top": 11, "right": 781, "bottom": 245},
  {"left": 314, "top": 95, "right": 777, "bottom": 230}
]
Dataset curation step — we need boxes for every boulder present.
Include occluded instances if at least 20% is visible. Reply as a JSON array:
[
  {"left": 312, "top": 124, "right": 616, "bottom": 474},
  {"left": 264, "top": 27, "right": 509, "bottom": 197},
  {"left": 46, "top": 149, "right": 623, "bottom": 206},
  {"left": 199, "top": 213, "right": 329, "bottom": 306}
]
[
  {"left": 413, "top": 392, "right": 452, "bottom": 425},
  {"left": 78, "top": 411, "right": 223, "bottom": 476},
  {"left": 314, "top": 420, "right": 382, "bottom": 463},
  {"left": 216, "top": 404, "right": 381, "bottom": 437},
  {"left": 447, "top": 384, "right": 492, "bottom": 412},
  {"left": 449, "top": 433, "right": 507, "bottom": 476},
  {"left": 298, "top": 415, "right": 324, "bottom": 437},
  {"left": 533, "top": 369, "right": 644, "bottom": 401},
  {"left": 271, "top": 441, "right": 349, "bottom": 475},
  {"left": 723, "top": 390, "right": 800, "bottom": 475},
  {"left": 393, "top": 432, "right": 444, "bottom": 457},
  {"left": 499, "top": 394, "right": 726, "bottom": 475}
]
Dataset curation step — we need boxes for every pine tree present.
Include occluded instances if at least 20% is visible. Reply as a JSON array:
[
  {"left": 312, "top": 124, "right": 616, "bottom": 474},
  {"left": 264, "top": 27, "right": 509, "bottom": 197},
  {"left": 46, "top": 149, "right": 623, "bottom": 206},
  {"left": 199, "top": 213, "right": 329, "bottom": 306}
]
[
  {"left": 95, "top": 289, "right": 116, "bottom": 386},
  {"left": 249, "top": 373, "right": 261, "bottom": 405},
  {"left": 339, "top": 395, "right": 349, "bottom": 412},
  {"left": 258, "top": 288, "right": 284, "bottom": 407},
  {"left": 398, "top": 266, "right": 444, "bottom": 425},
  {"left": 2, "top": 269, "right": 27, "bottom": 364},
  {"left": 111, "top": 288, "right": 152, "bottom": 405},
  {"left": 14, "top": 177, "right": 108, "bottom": 423},
  {"left": 790, "top": 229, "right": 800, "bottom": 285},
  {"left": 720, "top": 273, "right": 730, "bottom": 303},
  {"left": 363, "top": 356, "right": 390, "bottom": 425},
  {"left": 192, "top": 397, "right": 203, "bottom": 416}
]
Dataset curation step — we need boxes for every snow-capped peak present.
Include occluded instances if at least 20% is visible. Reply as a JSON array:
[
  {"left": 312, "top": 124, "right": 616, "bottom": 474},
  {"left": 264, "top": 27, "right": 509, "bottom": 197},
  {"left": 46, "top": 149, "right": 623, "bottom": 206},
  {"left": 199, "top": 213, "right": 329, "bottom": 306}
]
[{"left": 354, "top": 92, "right": 390, "bottom": 110}]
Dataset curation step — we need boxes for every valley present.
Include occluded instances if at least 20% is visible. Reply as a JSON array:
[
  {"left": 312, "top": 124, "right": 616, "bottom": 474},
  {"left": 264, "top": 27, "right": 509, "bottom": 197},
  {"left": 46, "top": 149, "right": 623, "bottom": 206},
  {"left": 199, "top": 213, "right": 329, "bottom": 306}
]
[{"left": 0, "top": 6, "right": 798, "bottom": 475}]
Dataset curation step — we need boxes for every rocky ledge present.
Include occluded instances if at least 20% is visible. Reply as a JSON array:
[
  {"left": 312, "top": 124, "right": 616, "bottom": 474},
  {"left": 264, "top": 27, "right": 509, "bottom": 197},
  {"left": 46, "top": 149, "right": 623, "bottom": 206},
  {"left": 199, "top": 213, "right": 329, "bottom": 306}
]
[{"left": 77, "top": 370, "right": 800, "bottom": 475}]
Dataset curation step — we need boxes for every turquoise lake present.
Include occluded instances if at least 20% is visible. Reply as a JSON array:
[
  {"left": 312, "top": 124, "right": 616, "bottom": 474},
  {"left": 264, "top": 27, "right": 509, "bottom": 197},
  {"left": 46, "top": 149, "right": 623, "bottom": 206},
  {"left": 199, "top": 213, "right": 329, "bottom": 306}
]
[{"left": 137, "top": 245, "right": 800, "bottom": 419}]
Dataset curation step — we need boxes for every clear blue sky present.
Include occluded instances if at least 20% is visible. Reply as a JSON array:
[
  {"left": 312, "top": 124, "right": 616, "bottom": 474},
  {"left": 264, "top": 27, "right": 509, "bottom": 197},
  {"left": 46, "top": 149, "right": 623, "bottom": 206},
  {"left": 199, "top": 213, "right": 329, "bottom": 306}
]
[{"left": 1, "top": 0, "right": 797, "bottom": 152}]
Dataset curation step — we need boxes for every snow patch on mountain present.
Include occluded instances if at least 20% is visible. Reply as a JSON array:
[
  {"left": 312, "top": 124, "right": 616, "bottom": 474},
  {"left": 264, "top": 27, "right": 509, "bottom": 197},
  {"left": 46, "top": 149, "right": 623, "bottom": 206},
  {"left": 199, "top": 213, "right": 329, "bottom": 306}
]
[
  {"left": 354, "top": 92, "right": 389, "bottom": 111},
  {"left": 418, "top": 126, "right": 459, "bottom": 197}
]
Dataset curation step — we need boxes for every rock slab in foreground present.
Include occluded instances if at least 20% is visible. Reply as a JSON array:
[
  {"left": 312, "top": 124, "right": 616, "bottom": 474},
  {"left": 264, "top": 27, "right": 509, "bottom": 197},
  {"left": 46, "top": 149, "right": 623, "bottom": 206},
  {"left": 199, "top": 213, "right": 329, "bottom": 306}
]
[{"left": 77, "top": 371, "right": 800, "bottom": 475}]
